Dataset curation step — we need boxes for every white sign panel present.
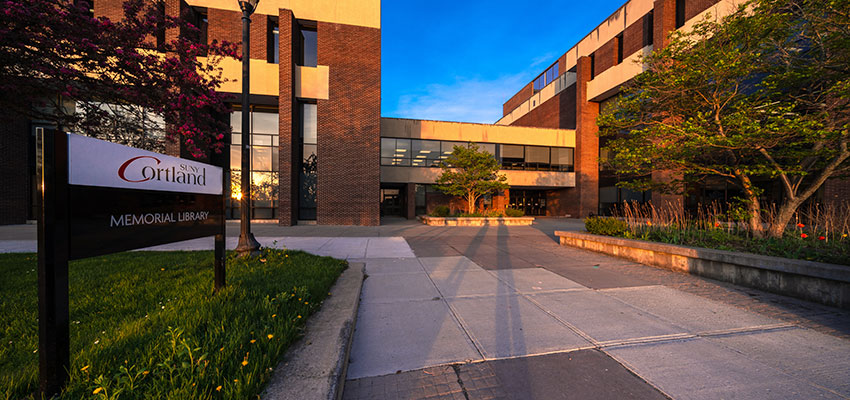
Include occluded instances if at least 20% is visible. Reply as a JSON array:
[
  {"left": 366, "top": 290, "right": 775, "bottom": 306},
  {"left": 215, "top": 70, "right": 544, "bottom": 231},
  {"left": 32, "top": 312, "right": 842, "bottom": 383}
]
[{"left": 68, "top": 133, "right": 223, "bottom": 195}]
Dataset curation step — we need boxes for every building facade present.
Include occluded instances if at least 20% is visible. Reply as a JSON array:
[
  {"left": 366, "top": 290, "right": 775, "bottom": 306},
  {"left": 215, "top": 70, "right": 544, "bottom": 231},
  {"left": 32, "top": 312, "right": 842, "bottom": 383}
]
[{"left": 2, "top": 0, "right": 844, "bottom": 226}]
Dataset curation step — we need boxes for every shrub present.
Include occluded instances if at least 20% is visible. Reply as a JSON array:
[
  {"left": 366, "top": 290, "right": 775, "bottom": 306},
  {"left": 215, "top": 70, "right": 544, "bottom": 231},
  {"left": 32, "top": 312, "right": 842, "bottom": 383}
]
[
  {"left": 585, "top": 216, "right": 629, "bottom": 237},
  {"left": 430, "top": 205, "right": 450, "bottom": 217},
  {"left": 505, "top": 208, "right": 525, "bottom": 217},
  {"left": 486, "top": 209, "right": 506, "bottom": 217}
]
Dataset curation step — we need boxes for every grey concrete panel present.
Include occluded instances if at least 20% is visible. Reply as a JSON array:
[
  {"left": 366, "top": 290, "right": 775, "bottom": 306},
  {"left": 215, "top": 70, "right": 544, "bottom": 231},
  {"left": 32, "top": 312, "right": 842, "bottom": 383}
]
[
  {"left": 419, "top": 256, "right": 483, "bottom": 273},
  {"left": 317, "top": 237, "right": 370, "bottom": 259},
  {"left": 346, "top": 300, "right": 481, "bottom": 379},
  {"left": 365, "top": 237, "right": 416, "bottom": 258},
  {"left": 360, "top": 273, "right": 441, "bottom": 304},
  {"left": 709, "top": 328, "right": 850, "bottom": 396},
  {"left": 601, "top": 285, "right": 783, "bottom": 333},
  {"left": 481, "top": 350, "right": 668, "bottom": 400},
  {"left": 607, "top": 338, "right": 844, "bottom": 400},
  {"left": 490, "top": 268, "right": 588, "bottom": 294},
  {"left": 447, "top": 295, "right": 592, "bottom": 358},
  {"left": 542, "top": 264, "right": 656, "bottom": 289},
  {"left": 529, "top": 291, "right": 686, "bottom": 344},
  {"left": 354, "top": 257, "right": 425, "bottom": 275},
  {"left": 428, "top": 269, "right": 515, "bottom": 298}
]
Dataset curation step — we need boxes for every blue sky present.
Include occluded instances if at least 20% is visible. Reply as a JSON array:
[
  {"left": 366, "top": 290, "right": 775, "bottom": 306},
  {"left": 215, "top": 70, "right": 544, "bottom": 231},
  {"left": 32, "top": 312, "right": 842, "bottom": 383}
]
[{"left": 381, "top": 0, "right": 627, "bottom": 124}]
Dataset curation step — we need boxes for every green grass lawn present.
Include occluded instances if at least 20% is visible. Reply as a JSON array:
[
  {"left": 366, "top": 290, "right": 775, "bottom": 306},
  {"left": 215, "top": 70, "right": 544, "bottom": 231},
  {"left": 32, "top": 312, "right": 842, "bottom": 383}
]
[{"left": 0, "top": 248, "right": 346, "bottom": 399}]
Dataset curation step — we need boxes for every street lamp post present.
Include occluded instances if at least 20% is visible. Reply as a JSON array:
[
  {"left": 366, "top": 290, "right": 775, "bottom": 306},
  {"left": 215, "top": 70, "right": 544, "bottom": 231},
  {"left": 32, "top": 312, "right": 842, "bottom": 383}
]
[{"left": 236, "top": 0, "right": 260, "bottom": 256}]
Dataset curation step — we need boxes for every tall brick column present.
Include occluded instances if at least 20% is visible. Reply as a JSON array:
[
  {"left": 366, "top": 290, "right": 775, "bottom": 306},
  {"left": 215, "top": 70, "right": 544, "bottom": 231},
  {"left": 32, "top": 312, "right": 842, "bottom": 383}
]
[
  {"left": 575, "top": 55, "right": 600, "bottom": 217},
  {"left": 651, "top": 0, "right": 685, "bottom": 211},
  {"left": 653, "top": 0, "right": 677, "bottom": 49},
  {"left": 315, "top": 22, "right": 381, "bottom": 226},
  {"left": 277, "top": 9, "right": 297, "bottom": 225}
]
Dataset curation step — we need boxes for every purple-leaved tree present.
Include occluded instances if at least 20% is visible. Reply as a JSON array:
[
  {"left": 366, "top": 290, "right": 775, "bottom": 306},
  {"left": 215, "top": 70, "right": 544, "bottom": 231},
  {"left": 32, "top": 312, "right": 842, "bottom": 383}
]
[{"left": 0, "top": 0, "right": 239, "bottom": 157}]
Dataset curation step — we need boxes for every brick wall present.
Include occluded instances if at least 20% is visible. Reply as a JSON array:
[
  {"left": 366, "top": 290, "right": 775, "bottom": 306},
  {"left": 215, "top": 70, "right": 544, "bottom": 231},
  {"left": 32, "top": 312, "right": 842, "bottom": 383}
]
[
  {"left": 208, "top": 7, "right": 271, "bottom": 59},
  {"left": 546, "top": 188, "right": 579, "bottom": 217},
  {"left": 623, "top": 15, "right": 646, "bottom": 57},
  {"left": 654, "top": 0, "right": 677, "bottom": 49},
  {"left": 315, "top": 21, "right": 381, "bottom": 226},
  {"left": 685, "top": 0, "right": 722, "bottom": 22},
  {"left": 0, "top": 113, "right": 29, "bottom": 225},
  {"left": 511, "top": 86, "right": 577, "bottom": 130},
  {"left": 503, "top": 83, "right": 533, "bottom": 117},
  {"left": 594, "top": 36, "right": 620, "bottom": 76},
  {"left": 822, "top": 178, "right": 850, "bottom": 207},
  {"left": 277, "top": 10, "right": 297, "bottom": 225},
  {"left": 93, "top": 0, "right": 124, "bottom": 22},
  {"left": 575, "top": 56, "right": 600, "bottom": 217}
]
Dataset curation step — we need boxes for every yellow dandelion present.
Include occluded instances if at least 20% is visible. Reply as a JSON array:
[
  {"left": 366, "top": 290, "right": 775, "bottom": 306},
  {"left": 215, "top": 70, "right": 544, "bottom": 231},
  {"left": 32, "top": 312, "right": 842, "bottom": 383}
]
[
  {"left": 297, "top": 315, "right": 302, "bottom": 319},
  {"left": 242, "top": 360, "right": 248, "bottom": 366},
  {"left": 844, "top": 234, "right": 848, "bottom": 238},
  {"left": 80, "top": 365, "right": 90, "bottom": 372},
  {"left": 142, "top": 371, "right": 149, "bottom": 375},
  {"left": 285, "top": 254, "right": 289, "bottom": 258},
  {"left": 161, "top": 268, "right": 165, "bottom": 271},
  {"left": 272, "top": 314, "right": 277, "bottom": 318},
  {"left": 305, "top": 301, "right": 309, "bottom": 305},
  {"left": 250, "top": 339, "right": 256, "bottom": 344},
  {"left": 267, "top": 334, "right": 274, "bottom": 339},
  {"left": 234, "top": 379, "right": 239, "bottom": 383},
  {"left": 220, "top": 347, "right": 224, "bottom": 352},
  {"left": 298, "top": 298, "right": 301, "bottom": 301},
  {"left": 291, "top": 293, "right": 294, "bottom": 297},
  {"left": 216, "top": 385, "right": 222, "bottom": 392},
  {"left": 93, "top": 387, "right": 103, "bottom": 395}
]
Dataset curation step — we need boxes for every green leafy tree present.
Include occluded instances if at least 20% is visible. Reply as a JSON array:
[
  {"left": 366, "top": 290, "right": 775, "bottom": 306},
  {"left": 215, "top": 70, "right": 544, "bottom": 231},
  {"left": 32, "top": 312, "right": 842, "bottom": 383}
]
[
  {"left": 598, "top": 0, "right": 850, "bottom": 238},
  {"left": 435, "top": 143, "right": 509, "bottom": 214}
]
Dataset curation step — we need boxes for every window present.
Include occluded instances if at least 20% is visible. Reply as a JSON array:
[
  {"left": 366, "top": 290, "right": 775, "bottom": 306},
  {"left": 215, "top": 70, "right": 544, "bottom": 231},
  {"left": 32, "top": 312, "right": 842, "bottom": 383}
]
[
  {"left": 590, "top": 53, "right": 596, "bottom": 79},
  {"left": 500, "top": 145, "right": 524, "bottom": 169},
  {"left": 616, "top": 33, "right": 624, "bottom": 64},
  {"left": 299, "top": 103, "right": 317, "bottom": 220},
  {"left": 269, "top": 19, "right": 279, "bottom": 63},
  {"left": 228, "top": 109, "right": 279, "bottom": 220},
  {"left": 532, "top": 61, "right": 560, "bottom": 92},
  {"left": 644, "top": 11, "right": 654, "bottom": 47},
  {"left": 380, "top": 139, "right": 574, "bottom": 172},
  {"left": 300, "top": 28, "right": 317, "bottom": 67},
  {"left": 551, "top": 148, "right": 574, "bottom": 172},
  {"left": 675, "top": 0, "right": 686, "bottom": 28},
  {"left": 525, "top": 146, "right": 550, "bottom": 170}
]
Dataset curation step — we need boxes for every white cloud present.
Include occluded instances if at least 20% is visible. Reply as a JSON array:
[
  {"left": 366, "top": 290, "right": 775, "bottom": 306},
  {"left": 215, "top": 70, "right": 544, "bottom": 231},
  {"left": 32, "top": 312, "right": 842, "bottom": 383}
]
[{"left": 387, "top": 73, "right": 530, "bottom": 124}]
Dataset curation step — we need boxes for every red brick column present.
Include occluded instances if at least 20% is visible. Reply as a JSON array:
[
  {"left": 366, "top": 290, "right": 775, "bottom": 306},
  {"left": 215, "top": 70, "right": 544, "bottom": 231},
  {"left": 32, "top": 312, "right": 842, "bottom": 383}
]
[
  {"left": 315, "top": 22, "right": 381, "bottom": 226},
  {"left": 651, "top": 0, "right": 684, "bottom": 212},
  {"left": 653, "top": 0, "right": 677, "bottom": 49},
  {"left": 405, "top": 183, "right": 416, "bottom": 219},
  {"left": 575, "top": 55, "right": 600, "bottom": 217},
  {"left": 277, "top": 9, "right": 297, "bottom": 225}
]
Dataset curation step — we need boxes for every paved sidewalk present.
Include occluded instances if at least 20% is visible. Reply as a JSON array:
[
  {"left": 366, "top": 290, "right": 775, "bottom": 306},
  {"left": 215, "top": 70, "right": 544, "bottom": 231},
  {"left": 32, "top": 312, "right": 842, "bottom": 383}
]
[
  {"left": 4, "top": 219, "right": 849, "bottom": 398},
  {"left": 344, "top": 253, "right": 850, "bottom": 399}
]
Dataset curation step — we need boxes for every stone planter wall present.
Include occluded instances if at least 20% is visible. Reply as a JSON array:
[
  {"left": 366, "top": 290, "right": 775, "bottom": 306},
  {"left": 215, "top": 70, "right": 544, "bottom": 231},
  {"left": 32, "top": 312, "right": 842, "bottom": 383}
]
[
  {"left": 555, "top": 230, "right": 850, "bottom": 309},
  {"left": 420, "top": 216, "right": 535, "bottom": 226}
]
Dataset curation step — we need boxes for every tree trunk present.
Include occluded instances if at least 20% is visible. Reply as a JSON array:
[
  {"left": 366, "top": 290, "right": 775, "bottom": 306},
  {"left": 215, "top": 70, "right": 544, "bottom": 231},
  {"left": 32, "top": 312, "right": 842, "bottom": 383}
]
[
  {"left": 735, "top": 171, "right": 765, "bottom": 237},
  {"left": 767, "top": 198, "right": 801, "bottom": 238},
  {"left": 467, "top": 191, "right": 476, "bottom": 214}
]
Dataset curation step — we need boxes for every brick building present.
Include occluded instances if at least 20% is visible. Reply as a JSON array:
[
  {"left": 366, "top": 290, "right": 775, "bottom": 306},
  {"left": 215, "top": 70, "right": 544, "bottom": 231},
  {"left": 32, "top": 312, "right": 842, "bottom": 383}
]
[
  {"left": 0, "top": 0, "right": 844, "bottom": 226},
  {"left": 497, "top": 0, "right": 849, "bottom": 216}
]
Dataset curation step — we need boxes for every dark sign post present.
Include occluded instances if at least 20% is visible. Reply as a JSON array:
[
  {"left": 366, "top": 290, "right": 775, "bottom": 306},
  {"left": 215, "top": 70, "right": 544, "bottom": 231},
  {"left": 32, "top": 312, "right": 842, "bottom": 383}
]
[{"left": 37, "top": 131, "right": 226, "bottom": 397}]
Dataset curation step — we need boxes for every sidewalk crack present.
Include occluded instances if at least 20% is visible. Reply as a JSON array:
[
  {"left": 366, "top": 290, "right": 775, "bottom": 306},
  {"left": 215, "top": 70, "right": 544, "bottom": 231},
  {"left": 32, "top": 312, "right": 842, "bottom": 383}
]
[{"left": 451, "top": 364, "right": 471, "bottom": 400}]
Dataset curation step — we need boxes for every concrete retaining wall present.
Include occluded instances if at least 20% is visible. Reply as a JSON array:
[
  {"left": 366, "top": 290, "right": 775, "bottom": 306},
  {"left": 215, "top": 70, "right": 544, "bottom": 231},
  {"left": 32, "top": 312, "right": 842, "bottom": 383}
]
[
  {"left": 420, "top": 216, "right": 535, "bottom": 226},
  {"left": 555, "top": 231, "right": 850, "bottom": 309}
]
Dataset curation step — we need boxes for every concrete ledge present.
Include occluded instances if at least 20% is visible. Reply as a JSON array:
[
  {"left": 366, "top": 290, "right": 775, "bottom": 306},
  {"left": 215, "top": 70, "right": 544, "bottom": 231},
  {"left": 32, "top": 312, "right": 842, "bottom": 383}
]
[
  {"left": 555, "top": 231, "right": 850, "bottom": 309},
  {"left": 419, "top": 216, "right": 535, "bottom": 226},
  {"left": 263, "top": 262, "right": 365, "bottom": 400}
]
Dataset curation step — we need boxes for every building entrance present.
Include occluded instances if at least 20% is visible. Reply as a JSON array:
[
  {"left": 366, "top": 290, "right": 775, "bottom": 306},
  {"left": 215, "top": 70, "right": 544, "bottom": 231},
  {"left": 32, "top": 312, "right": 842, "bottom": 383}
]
[
  {"left": 509, "top": 189, "right": 547, "bottom": 216},
  {"left": 381, "top": 188, "right": 403, "bottom": 216}
]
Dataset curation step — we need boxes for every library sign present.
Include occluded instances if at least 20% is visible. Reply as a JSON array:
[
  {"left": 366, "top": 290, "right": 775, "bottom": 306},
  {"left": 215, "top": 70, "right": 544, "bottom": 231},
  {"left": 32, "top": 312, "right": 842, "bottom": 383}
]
[{"left": 37, "top": 131, "right": 226, "bottom": 396}]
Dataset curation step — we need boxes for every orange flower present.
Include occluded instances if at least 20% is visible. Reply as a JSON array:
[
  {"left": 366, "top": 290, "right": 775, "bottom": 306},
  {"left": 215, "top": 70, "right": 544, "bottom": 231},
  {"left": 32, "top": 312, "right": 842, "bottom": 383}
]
[
  {"left": 216, "top": 386, "right": 222, "bottom": 392},
  {"left": 241, "top": 360, "right": 248, "bottom": 366},
  {"left": 818, "top": 236, "right": 825, "bottom": 241},
  {"left": 801, "top": 233, "right": 808, "bottom": 238},
  {"left": 797, "top": 223, "right": 805, "bottom": 228}
]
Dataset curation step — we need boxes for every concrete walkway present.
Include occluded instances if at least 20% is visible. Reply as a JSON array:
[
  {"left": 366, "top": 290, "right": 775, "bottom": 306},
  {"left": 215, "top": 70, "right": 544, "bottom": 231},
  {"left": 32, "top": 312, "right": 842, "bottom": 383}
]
[{"left": 3, "top": 219, "right": 849, "bottom": 399}]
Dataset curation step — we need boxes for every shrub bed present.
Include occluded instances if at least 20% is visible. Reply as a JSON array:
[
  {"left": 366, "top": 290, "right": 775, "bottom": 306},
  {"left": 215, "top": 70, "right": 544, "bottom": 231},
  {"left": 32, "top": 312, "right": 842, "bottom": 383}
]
[
  {"left": 1, "top": 248, "right": 345, "bottom": 399},
  {"left": 428, "top": 208, "right": 526, "bottom": 218},
  {"left": 585, "top": 216, "right": 850, "bottom": 266}
]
